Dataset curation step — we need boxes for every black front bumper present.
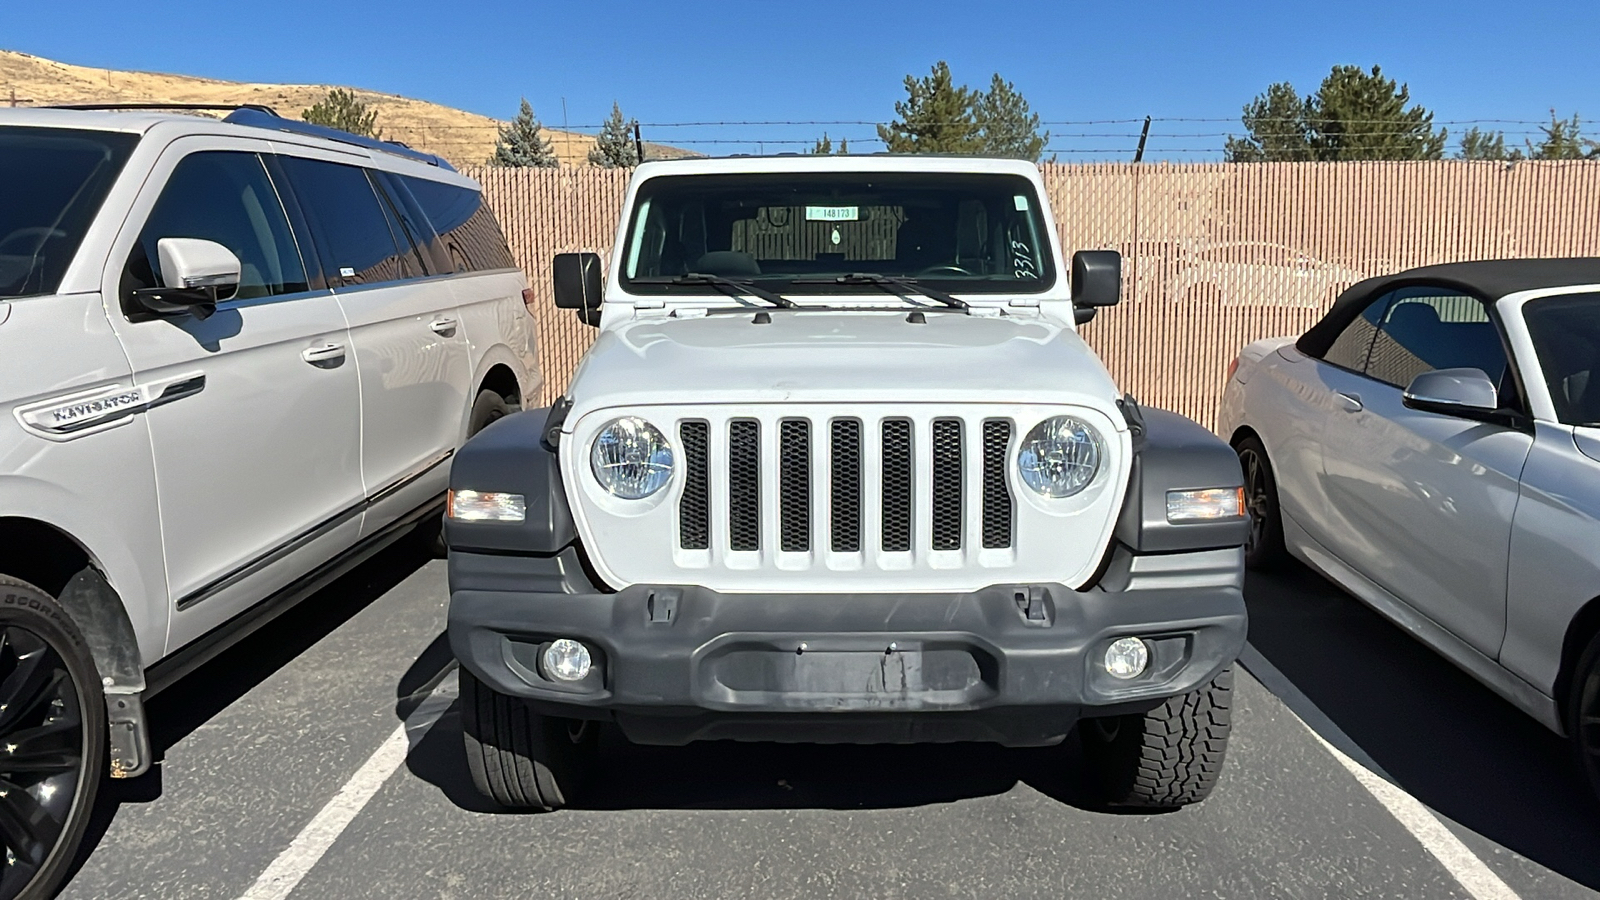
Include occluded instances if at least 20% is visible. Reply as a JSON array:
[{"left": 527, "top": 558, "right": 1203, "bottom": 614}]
[{"left": 448, "top": 547, "right": 1246, "bottom": 747}]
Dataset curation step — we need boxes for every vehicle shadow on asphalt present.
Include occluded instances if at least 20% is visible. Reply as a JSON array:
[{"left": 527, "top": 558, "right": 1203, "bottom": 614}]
[
  {"left": 74, "top": 537, "right": 435, "bottom": 880},
  {"left": 1244, "top": 565, "right": 1600, "bottom": 891},
  {"left": 405, "top": 699, "right": 1117, "bottom": 814}
]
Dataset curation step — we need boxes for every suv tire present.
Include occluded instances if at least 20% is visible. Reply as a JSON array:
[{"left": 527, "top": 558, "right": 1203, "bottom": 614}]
[
  {"left": 468, "top": 389, "right": 513, "bottom": 437},
  {"left": 0, "top": 575, "right": 106, "bottom": 900},
  {"left": 460, "top": 669, "right": 596, "bottom": 810},
  {"left": 1570, "top": 630, "right": 1600, "bottom": 803},
  {"left": 1080, "top": 666, "right": 1233, "bottom": 809},
  {"left": 1236, "top": 436, "right": 1287, "bottom": 570}
]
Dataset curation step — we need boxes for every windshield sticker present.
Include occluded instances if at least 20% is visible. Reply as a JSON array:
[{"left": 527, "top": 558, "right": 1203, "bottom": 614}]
[
  {"left": 831, "top": 227, "right": 842, "bottom": 246},
  {"left": 1014, "top": 195, "right": 1030, "bottom": 211},
  {"left": 1011, "top": 238, "right": 1038, "bottom": 279},
  {"left": 806, "top": 205, "right": 859, "bottom": 222}
]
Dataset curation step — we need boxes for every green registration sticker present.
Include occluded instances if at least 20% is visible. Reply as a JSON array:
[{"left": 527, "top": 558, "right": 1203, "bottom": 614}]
[{"left": 805, "top": 205, "right": 859, "bottom": 222}]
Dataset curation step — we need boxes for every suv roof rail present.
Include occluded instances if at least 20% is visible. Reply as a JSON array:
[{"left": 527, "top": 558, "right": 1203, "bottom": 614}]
[
  {"left": 47, "top": 102, "right": 283, "bottom": 115},
  {"left": 222, "top": 108, "right": 456, "bottom": 171}
]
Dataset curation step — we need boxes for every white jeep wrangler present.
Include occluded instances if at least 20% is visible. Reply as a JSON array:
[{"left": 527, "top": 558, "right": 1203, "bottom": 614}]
[
  {"left": 0, "top": 105, "right": 536, "bottom": 897},
  {"left": 445, "top": 155, "right": 1247, "bottom": 811}
]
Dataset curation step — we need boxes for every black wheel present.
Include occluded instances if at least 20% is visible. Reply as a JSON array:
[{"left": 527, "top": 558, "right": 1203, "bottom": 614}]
[
  {"left": 1080, "top": 667, "right": 1233, "bottom": 809},
  {"left": 460, "top": 669, "right": 596, "bottom": 810},
  {"left": 1236, "top": 436, "right": 1287, "bottom": 570},
  {"left": 467, "top": 389, "right": 514, "bottom": 438},
  {"left": 0, "top": 576, "right": 105, "bottom": 900},
  {"left": 1570, "top": 631, "right": 1600, "bottom": 803}
]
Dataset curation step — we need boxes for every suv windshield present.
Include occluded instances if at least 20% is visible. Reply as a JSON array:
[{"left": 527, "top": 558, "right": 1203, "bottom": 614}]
[
  {"left": 1522, "top": 291, "right": 1600, "bottom": 426},
  {"left": 620, "top": 172, "right": 1054, "bottom": 296},
  {"left": 0, "top": 126, "right": 139, "bottom": 300}
]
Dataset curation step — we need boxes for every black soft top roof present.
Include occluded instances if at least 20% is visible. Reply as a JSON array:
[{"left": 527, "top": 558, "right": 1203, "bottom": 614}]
[{"left": 1297, "top": 257, "right": 1600, "bottom": 357}]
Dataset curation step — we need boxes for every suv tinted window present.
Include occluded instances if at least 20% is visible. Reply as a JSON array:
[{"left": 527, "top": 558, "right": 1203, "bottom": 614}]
[
  {"left": 124, "top": 151, "right": 307, "bottom": 303},
  {"left": 279, "top": 157, "right": 410, "bottom": 286},
  {"left": 402, "top": 176, "right": 516, "bottom": 273},
  {"left": 1, "top": 127, "right": 139, "bottom": 300},
  {"left": 1322, "top": 292, "right": 1388, "bottom": 371},
  {"left": 1365, "top": 286, "right": 1508, "bottom": 389}
]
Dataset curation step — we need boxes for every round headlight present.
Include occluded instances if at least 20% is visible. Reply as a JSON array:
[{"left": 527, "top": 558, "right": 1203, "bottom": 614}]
[
  {"left": 590, "top": 416, "right": 673, "bottom": 499},
  {"left": 1017, "top": 415, "right": 1103, "bottom": 498}
]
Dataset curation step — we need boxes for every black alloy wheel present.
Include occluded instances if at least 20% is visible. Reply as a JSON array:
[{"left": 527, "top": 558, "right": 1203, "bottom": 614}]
[
  {"left": 0, "top": 576, "right": 104, "bottom": 900},
  {"left": 1571, "top": 631, "right": 1600, "bottom": 803},
  {"left": 1235, "top": 436, "right": 1286, "bottom": 570}
]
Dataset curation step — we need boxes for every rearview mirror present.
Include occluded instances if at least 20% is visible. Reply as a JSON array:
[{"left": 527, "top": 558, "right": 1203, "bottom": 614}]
[
  {"left": 129, "top": 238, "right": 241, "bottom": 320},
  {"left": 553, "top": 252, "right": 603, "bottom": 326},
  {"left": 1071, "top": 250, "right": 1121, "bottom": 324},
  {"left": 1403, "top": 368, "right": 1500, "bottom": 419}
]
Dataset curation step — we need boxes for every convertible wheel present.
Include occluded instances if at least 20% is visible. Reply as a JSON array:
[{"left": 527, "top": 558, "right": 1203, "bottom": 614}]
[
  {"left": 1236, "top": 436, "right": 1287, "bottom": 570},
  {"left": 1571, "top": 630, "right": 1600, "bottom": 803},
  {"left": 0, "top": 576, "right": 105, "bottom": 900}
]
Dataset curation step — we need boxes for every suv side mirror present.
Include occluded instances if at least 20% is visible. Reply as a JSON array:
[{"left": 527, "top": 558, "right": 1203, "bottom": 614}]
[
  {"left": 1403, "top": 368, "right": 1500, "bottom": 420},
  {"left": 553, "top": 252, "right": 603, "bottom": 326},
  {"left": 1071, "top": 250, "right": 1121, "bottom": 325},
  {"left": 129, "top": 238, "right": 241, "bottom": 320}
]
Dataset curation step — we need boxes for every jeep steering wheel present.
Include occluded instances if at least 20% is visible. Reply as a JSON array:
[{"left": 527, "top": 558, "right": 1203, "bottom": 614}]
[{"left": 916, "top": 265, "right": 974, "bottom": 277}]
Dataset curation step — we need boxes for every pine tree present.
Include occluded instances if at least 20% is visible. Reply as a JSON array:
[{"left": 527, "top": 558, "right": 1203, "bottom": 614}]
[
  {"left": 877, "top": 61, "right": 981, "bottom": 154},
  {"left": 1526, "top": 111, "right": 1596, "bottom": 159},
  {"left": 809, "top": 133, "right": 850, "bottom": 154},
  {"left": 1225, "top": 66, "right": 1444, "bottom": 161},
  {"left": 301, "top": 89, "right": 380, "bottom": 139},
  {"left": 588, "top": 102, "right": 640, "bottom": 168},
  {"left": 489, "top": 98, "right": 559, "bottom": 168},
  {"left": 975, "top": 74, "right": 1048, "bottom": 161},
  {"left": 1457, "top": 127, "right": 1522, "bottom": 161}
]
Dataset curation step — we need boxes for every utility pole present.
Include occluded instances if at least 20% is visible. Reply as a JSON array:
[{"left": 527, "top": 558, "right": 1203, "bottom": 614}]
[{"left": 1133, "top": 116, "right": 1151, "bottom": 163}]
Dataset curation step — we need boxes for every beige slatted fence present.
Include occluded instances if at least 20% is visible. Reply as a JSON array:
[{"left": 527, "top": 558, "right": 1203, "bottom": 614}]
[{"left": 467, "top": 160, "right": 1600, "bottom": 429}]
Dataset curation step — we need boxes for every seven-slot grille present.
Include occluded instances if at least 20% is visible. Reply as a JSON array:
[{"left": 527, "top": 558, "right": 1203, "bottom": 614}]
[{"left": 678, "top": 415, "right": 1015, "bottom": 554}]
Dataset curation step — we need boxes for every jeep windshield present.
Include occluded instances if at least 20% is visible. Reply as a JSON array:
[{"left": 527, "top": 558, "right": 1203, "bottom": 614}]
[
  {"left": 619, "top": 172, "right": 1055, "bottom": 298},
  {"left": 0, "top": 126, "right": 139, "bottom": 300}
]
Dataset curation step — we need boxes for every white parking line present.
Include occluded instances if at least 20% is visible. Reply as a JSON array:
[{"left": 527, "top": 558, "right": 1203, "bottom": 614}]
[
  {"left": 237, "top": 669, "right": 459, "bottom": 900},
  {"left": 1239, "top": 645, "right": 1521, "bottom": 900}
]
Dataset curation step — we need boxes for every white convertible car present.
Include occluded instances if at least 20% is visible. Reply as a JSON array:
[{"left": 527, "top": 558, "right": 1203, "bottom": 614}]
[{"left": 1218, "top": 258, "right": 1600, "bottom": 798}]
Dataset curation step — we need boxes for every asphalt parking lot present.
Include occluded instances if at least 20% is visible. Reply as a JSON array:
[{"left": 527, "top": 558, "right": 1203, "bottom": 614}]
[{"left": 56, "top": 539, "right": 1600, "bottom": 900}]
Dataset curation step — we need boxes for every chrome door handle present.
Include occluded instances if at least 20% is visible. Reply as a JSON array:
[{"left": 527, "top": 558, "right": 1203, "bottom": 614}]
[
  {"left": 301, "top": 342, "right": 346, "bottom": 365},
  {"left": 1335, "top": 391, "right": 1363, "bottom": 412},
  {"left": 428, "top": 317, "right": 459, "bottom": 336}
]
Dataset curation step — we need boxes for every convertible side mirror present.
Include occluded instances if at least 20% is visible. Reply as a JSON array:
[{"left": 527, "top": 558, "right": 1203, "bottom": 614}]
[
  {"left": 553, "top": 252, "right": 604, "bottom": 327},
  {"left": 1071, "top": 250, "right": 1121, "bottom": 325},
  {"left": 1403, "top": 368, "right": 1500, "bottom": 420},
  {"left": 129, "top": 237, "right": 241, "bottom": 320}
]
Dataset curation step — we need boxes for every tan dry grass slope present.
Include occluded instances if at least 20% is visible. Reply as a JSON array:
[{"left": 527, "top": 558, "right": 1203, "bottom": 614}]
[{"left": 0, "top": 49, "right": 692, "bottom": 168}]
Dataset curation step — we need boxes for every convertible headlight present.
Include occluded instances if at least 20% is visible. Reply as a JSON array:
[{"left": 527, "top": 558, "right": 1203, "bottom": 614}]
[
  {"left": 1017, "top": 416, "right": 1103, "bottom": 498},
  {"left": 590, "top": 416, "right": 673, "bottom": 499}
]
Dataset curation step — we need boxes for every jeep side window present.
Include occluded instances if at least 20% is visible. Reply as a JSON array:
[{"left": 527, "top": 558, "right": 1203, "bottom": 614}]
[
  {"left": 122, "top": 151, "right": 308, "bottom": 304},
  {"left": 276, "top": 156, "right": 410, "bottom": 287}
]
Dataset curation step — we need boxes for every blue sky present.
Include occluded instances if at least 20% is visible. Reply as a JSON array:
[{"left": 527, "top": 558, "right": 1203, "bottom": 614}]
[{"left": 4, "top": 0, "right": 1597, "bottom": 159}]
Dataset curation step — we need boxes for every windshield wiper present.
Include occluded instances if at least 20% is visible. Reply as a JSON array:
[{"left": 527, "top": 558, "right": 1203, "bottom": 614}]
[
  {"left": 792, "top": 273, "right": 969, "bottom": 311},
  {"left": 632, "top": 274, "right": 797, "bottom": 309}
]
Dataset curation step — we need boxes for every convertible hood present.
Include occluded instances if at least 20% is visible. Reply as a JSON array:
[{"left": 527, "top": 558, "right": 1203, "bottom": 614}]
[{"left": 563, "top": 309, "right": 1124, "bottom": 424}]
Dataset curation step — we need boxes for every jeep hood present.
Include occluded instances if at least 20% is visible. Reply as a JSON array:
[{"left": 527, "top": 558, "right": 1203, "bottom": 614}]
[{"left": 562, "top": 309, "right": 1125, "bottom": 425}]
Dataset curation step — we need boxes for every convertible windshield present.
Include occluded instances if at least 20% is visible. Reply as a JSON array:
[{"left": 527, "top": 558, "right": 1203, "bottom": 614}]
[
  {"left": 0, "top": 126, "right": 139, "bottom": 300},
  {"left": 620, "top": 172, "right": 1054, "bottom": 296},
  {"left": 1522, "top": 291, "right": 1600, "bottom": 426}
]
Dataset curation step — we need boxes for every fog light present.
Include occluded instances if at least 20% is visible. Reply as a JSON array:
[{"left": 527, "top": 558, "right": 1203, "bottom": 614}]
[
  {"left": 542, "top": 639, "right": 592, "bottom": 682},
  {"left": 1104, "top": 637, "right": 1150, "bottom": 680},
  {"left": 448, "top": 489, "right": 526, "bottom": 522}
]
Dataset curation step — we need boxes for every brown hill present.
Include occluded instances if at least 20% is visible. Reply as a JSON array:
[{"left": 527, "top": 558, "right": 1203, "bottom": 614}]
[{"left": 0, "top": 49, "right": 692, "bottom": 168}]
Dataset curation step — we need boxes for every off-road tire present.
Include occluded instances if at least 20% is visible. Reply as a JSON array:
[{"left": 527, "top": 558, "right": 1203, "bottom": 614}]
[
  {"left": 1569, "top": 631, "right": 1600, "bottom": 804},
  {"left": 1081, "top": 666, "right": 1233, "bottom": 809},
  {"left": 460, "top": 669, "right": 596, "bottom": 810},
  {"left": 1236, "top": 436, "right": 1287, "bottom": 570},
  {"left": 0, "top": 575, "right": 106, "bottom": 900}
]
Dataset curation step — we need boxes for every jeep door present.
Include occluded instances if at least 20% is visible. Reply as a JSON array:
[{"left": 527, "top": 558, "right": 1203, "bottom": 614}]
[
  {"left": 275, "top": 153, "right": 470, "bottom": 533},
  {"left": 1317, "top": 286, "right": 1532, "bottom": 656},
  {"left": 101, "top": 138, "right": 365, "bottom": 651}
]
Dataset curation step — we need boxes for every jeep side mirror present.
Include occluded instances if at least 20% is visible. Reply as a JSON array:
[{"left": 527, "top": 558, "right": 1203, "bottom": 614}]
[
  {"left": 553, "top": 252, "right": 603, "bottom": 326},
  {"left": 1070, "top": 250, "right": 1121, "bottom": 325},
  {"left": 129, "top": 237, "right": 241, "bottom": 320},
  {"left": 1403, "top": 368, "right": 1499, "bottom": 419}
]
